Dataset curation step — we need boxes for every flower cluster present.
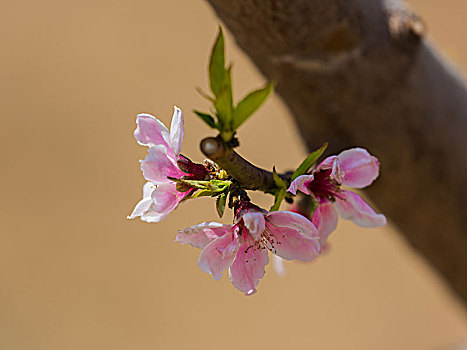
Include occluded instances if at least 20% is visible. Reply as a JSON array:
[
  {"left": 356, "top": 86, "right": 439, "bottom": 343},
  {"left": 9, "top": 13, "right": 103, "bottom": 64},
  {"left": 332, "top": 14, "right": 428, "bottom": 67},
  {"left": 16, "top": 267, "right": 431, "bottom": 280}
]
[
  {"left": 128, "top": 107, "right": 386, "bottom": 295},
  {"left": 128, "top": 27, "right": 386, "bottom": 295}
]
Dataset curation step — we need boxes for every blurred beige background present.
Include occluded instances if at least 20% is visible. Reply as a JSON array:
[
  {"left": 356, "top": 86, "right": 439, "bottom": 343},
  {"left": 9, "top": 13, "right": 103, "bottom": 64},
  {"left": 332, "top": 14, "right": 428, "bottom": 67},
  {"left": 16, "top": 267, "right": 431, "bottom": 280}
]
[{"left": 0, "top": 0, "right": 466, "bottom": 349}]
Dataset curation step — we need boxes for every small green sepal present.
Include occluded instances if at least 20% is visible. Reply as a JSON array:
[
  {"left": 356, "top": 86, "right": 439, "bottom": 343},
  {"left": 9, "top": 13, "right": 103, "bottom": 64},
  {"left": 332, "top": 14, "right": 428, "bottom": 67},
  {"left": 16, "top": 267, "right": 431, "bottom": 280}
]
[{"left": 216, "top": 193, "right": 227, "bottom": 217}]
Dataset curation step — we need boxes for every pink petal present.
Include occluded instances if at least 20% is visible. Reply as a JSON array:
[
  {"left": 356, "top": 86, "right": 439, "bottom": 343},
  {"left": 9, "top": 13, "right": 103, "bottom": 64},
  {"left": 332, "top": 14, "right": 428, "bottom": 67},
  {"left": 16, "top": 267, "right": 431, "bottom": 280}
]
[
  {"left": 317, "top": 155, "right": 337, "bottom": 171},
  {"left": 287, "top": 175, "right": 313, "bottom": 195},
  {"left": 151, "top": 183, "right": 181, "bottom": 211},
  {"left": 198, "top": 230, "right": 239, "bottom": 281},
  {"left": 136, "top": 182, "right": 184, "bottom": 222},
  {"left": 127, "top": 182, "right": 157, "bottom": 220},
  {"left": 265, "top": 224, "right": 320, "bottom": 261},
  {"left": 318, "top": 156, "right": 344, "bottom": 183},
  {"left": 272, "top": 255, "right": 286, "bottom": 277},
  {"left": 139, "top": 206, "right": 171, "bottom": 223},
  {"left": 135, "top": 113, "right": 170, "bottom": 149},
  {"left": 338, "top": 148, "right": 380, "bottom": 188},
  {"left": 229, "top": 242, "right": 269, "bottom": 295},
  {"left": 127, "top": 182, "right": 182, "bottom": 223},
  {"left": 266, "top": 211, "right": 319, "bottom": 239},
  {"left": 127, "top": 197, "right": 152, "bottom": 220},
  {"left": 141, "top": 145, "right": 184, "bottom": 183},
  {"left": 312, "top": 200, "right": 338, "bottom": 246},
  {"left": 176, "top": 222, "right": 230, "bottom": 249},
  {"left": 169, "top": 106, "right": 184, "bottom": 156},
  {"left": 334, "top": 190, "right": 387, "bottom": 227},
  {"left": 242, "top": 211, "right": 265, "bottom": 241}
]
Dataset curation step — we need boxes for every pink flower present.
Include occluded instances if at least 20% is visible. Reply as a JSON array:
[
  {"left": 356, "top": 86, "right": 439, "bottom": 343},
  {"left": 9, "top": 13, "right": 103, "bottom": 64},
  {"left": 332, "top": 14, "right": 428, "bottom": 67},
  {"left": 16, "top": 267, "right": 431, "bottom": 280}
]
[
  {"left": 128, "top": 107, "right": 195, "bottom": 222},
  {"left": 289, "top": 200, "right": 338, "bottom": 253},
  {"left": 288, "top": 148, "right": 387, "bottom": 235},
  {"left": 176, "top": 202, "right": 320, "bottom": 295}
]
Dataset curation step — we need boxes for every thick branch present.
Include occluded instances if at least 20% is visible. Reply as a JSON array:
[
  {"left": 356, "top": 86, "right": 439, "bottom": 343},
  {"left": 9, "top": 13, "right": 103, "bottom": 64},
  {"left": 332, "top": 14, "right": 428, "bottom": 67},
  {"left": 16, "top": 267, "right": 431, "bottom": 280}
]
[
  {"left": 206, "top": 0, "right": 467, "bottom": 302},
  {"left": 200, "top": 136, "right": 276, "bottom": 191}
]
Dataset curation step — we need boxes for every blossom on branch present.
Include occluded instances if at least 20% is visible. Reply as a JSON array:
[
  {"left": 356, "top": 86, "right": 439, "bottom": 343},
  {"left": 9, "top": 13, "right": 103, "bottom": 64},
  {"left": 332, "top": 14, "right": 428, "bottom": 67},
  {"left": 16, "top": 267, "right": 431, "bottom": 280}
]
[
  {"left": 127, "top": 29, "right": 389, "bottom": 296},
  {"left": 288, "top": 148, "right": 387, "bottom": 234},
  {"left": 128, "top": 107, "right": 194, "bottom": 222},
  {"left": 176, "top": 202, "right": 320, "bottom": 295}
]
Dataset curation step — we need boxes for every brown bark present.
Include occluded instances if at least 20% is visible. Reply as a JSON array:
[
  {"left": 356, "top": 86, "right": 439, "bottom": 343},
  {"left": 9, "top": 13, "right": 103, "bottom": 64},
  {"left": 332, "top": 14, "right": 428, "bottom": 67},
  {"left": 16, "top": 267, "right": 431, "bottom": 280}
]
[
  {"left": 200, "top": 136, "right": 276, "bottom": 191},
  {"left": 205, "top": 0, "right": 467, "bottom": 303}
]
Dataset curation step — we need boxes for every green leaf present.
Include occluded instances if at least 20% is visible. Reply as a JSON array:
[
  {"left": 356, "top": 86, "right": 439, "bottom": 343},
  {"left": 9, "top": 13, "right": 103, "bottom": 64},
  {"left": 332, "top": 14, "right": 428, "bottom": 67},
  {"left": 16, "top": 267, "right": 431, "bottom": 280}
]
[
  {"left": 193, "top": 110, "right": 217, "bottom": 129},
  {"left": 215, "top": 66, "right": 233, "bottom": 127},
  {"left": 191, "top": 189, "right": 214, "bottom": 198},
  {"left": 167, "top": 177, "right": 209, "bottom": 190},
  {"left": 270, "top": 188, "right": 286, "bottom": 212},
  {"left": 291, "top": 143, "right": 328, "bottom": 181},
  {"left": 272, "top": 166, "right": 287, "bottom": 189},
  {"left": 308, "top": 193, "right": 319, "bottom": 218},
  {"left": 208, "top": 179, "right": 231, "bottom": 192},
  {"left": 232, "top": 82, "right": 273, "bottom": 130},
  {"left": 209, "top": 27, "right": 225, "bottom": 97},
  {"left": 216, "top": 193, "right": 227, "bottom": 217}
]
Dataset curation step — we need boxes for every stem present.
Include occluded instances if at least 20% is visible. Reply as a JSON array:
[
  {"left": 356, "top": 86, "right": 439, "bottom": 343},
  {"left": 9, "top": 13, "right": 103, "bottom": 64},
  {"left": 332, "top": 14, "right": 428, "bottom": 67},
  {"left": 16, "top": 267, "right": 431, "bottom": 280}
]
[{"left": 200, "top": 136, "right": 276, "bottom": 192}]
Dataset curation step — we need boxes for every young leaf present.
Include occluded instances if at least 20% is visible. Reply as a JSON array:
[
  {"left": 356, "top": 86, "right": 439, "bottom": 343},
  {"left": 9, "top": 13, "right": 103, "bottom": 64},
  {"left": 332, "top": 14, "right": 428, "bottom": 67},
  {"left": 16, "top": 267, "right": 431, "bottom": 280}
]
[
  {"left": 270, "top": 188, "right": 286, "bottom": 212},
  {"left": 208, "top": 179, "right": 231, "bottom": 192},
  {"left": 232, "top": 82, "right": 273, "bottom": 130},
  {"left": 191, "top": 189, "right": 214, "bottom": 199},
  {"left": 216, "top": 193, "right": 227, "bottom": 217},
  {"left": 272, "top": 166, "right": 287, "bottom": 189},
  {"left": 215, "top": 67, "right": 233, "bottom": 126},
  {"left": 308, "top": 193, "right": 319, "bottom": 218},
  {"left": 209, "top": 27, "right": 225, "bottom": 97},
  {"left": 291, "top": 143, "right": 328, "bottom": 181},
  {"left": 193, "top": 110, "right": 217, "bottom": 129},
  {"left": 167, "top": 177, "right": 209, "bottom": 190}
]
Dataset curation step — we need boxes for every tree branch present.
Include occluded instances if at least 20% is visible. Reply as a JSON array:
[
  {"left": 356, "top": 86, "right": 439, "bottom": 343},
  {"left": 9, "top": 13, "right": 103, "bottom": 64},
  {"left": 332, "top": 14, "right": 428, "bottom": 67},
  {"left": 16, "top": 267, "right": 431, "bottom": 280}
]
[
  {"left": 205, "top": 0, "right": 467, "bottom": 302},
  {"left": 200, "top": 136, "right": 276, "bottom": 191}
]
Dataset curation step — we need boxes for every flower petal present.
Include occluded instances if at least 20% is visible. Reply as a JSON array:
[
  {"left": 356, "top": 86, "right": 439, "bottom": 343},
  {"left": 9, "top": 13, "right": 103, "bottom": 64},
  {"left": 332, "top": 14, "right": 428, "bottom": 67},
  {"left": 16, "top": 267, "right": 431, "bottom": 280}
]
[
  {"left": 317, "top": 155, "right": 337, "bottom": 170},
  {"left": 127, "top": 197, "right": 152, "bottom": 220},
  {"left": 229, "top": 242, "right": 269, "bottom": 295},
  {"left": 266, "top": 211, "right": 319, "bottom": 239},
  {"left": 272, "top": 255, "right": 286, "bottom": 277},
  {"left": 141, "top": 145, "right": 184, "bottom": 183},
  {"left": 198, "top": 230, "right": 239, "bottom": 281},
  {"left": 176, "top": 222, "right": 230, "bottom": 249},
  {"left": 169, "top": 106, "right": 184, "bottom": 156},
  {"left": 334, "top": 190, "right": 387, "bottom": 227},
  {"left": 151, "top": 182, "right": 182, "bottom": 212},
  {"left": 126, "top": 182, "right": 181, "bottom": 223},
  {"left": 127, "top": 182, "right": 157, "bottom": 220},
  {"left": 242, "top": 211, "right": 266, "bottom": 241},
  {"left": 265, "top": 224, "right": 320, "bottom": 261},
  {"left": 338, "top": 148, "right": 379, "bottom": 188},
  {"left": 135, "top": 182, "right": 185, "bottom": 222},
  {"left": 135, "top": 113, "right": 170, "bottom": 149},
  {"left": 312, "top": 200, "right": 338, "bottom": 246},
  {"left": 317, "top": 156, "right": 344, "bottom": 183},
  {"left": 287, "top": 175, "right": 313, "bottom": 195}
]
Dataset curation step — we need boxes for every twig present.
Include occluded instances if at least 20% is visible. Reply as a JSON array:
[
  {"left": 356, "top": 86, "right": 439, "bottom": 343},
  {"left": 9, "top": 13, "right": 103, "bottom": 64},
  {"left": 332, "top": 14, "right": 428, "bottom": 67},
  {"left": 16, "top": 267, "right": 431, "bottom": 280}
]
[{"left": 200, "top": 136, "right": 276, "bottom": 192}]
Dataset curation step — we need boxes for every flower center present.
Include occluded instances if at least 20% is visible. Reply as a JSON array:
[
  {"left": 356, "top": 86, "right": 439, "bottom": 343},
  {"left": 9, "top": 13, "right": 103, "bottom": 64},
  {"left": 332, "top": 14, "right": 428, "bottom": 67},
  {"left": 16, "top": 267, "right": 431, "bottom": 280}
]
[{"left": 308, "top": 169, "right": 343, "bottom": 201}]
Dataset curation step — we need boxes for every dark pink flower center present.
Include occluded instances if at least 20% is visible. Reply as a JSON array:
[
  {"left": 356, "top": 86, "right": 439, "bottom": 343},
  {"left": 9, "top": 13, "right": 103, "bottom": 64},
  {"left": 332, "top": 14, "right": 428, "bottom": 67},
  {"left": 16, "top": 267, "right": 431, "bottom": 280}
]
[
  {"left": 308, "top": 169, "right": 343, "bottom": 201},
  {"left": 237, "top": 219, "right": 283, "bottom": 257},
  {"left": 177, "top": 155, "right": 209, "bottom": 180}
]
